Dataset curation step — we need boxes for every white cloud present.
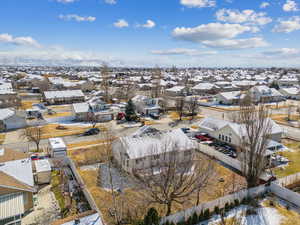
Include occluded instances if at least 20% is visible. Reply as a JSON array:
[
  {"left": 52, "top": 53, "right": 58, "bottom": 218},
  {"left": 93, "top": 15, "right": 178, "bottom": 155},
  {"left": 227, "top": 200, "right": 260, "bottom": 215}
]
[
  {"left": 216, "top": 9, "right": 272, "bottom": 26},
  {"left": 141, "top": 20, "right": 156, "bottom": 28},
  {"left": 114, "top": 19, "right": 129, "bottom": 28},
  {"left": 0, "top": 33, "right": 41, "bottom": 48},
  {"left": 263, "top": 48, "right": 300, "bottom": 56},
  {"left": 283, "top": 0, "right": 298, "bottom": 12},
  {"left": 202, "top": 37, "right": 268, "bottom": 50},
  {"left": 272, "top": 16, "right": 300, "bottom": 33},
  {"left": 151, "top": 48, "right": 217, "bottom": 56},
  {"left": 172, "top": 23, "right": 254, "bottom": 43},
  {"left": 56, "top": 0, "right": 76, "bottom": 3},
  {"left": 260, "top": 2, "right": 270, "bottom": 8},
  {"left": 104, "top": 0, "right": 116, "bottom": 4},
  {"left": 180, "top": 0, "right": 216, "bottom": 8},
  {"left": 58, "top": 14, "right": 96, "bottom": 22}
]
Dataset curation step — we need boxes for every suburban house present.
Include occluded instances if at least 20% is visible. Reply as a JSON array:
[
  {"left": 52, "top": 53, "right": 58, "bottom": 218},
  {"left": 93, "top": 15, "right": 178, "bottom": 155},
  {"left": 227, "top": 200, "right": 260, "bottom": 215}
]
[
  {"left": 216, "top": 91, "right": 245, "bottom": 105},
  {"left": 48, "top": 77, "right": 94, "bottom": 92},
  {"left": 191, "top": 83, "right": 219, "bottom": 96},
  {"left": 0, "top": 108, "right": 27, "bottom": 131},
  {"left": 131, "top": 95, "right": 161, "bottom": 116},
  {"left": 0, "top": 82, "right": 21, "bottom": 108},
  {"left": 112, "top": 128, "right": 196, "bottom": 174},
  {"left": 72, "top": 99, "right": 114, "bottom": 122},
  {"left": 165, "top": 86, "right": 187, "bottom": 96},
  {"left": 0, "top": 148, "right": 35, "bottom": 224},
  {"left": 279, "top": 87, "right": 300, "bottom": 100},
  {"left": 43, "top": 90, "right": 85, "bottom": 105},
  {"left": 197, "top": 117, "right": 284, "bottom": 151},
  {"left": 249, "top": 86, "right": 284, "bottom": 103}
]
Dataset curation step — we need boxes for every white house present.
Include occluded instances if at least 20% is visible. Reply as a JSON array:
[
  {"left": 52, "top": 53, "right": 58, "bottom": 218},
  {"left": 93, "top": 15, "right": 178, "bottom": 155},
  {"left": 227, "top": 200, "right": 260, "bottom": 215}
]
[
  {"left": 112, "top": 128, "right": 196, "bottom": 174},
  {"left": 0, "top": 108, "right": 27, "bottom": 131},
  {"left": 249, "top": 86, "right": 284, "bottom": 103},
  {"left": 279, "top": 87, "right": 300, "bottom": 100},
  {"left": 191, "top": 83, "right": 219, "bottom": 95},
  {"left": 43, "top": 90, "right": 85, "bottom": 105},
  {"left": 131, "top": 95, "right": 161, "bottom": 116},
  {"left": 48, "top": 138, "right": 67, "bottom": 158},
  {"left": 216, "top": 91, "right": 245, "bottom": 105},
  {"left": 197, "top": 117, "right": 283, "bottom": 149},
  {"left": 0, "top": 148, "right": 35, "bottom": 224},
  {"left": 165, "top": 86, "right": 187, "bottom": 96}
]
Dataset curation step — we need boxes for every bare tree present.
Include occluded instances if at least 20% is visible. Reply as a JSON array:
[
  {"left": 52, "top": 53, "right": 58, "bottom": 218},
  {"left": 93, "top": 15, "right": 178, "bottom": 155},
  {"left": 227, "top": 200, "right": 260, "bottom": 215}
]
[
  {"left": 175, "top": 97, "right": 185, "bottom": 121},
  {"left": 115, "top": 80, "right": 136, "bottom": 102},
  {"left": 98, "top": 130, "right": 123, "bottom": 225},
  {"left": 287, "top": 104, "right": 294, "bottom": 121},
  {"left": 151, "top": 67, "right": 163, "bottom": 98},
  {"left": 21, "top": 126, "right": 43, "bottom": 152},
  {"left": 101, "top": 63, "right": 111, "bottom": 103},
  {"left": 238, "top": 97, "right": 273, "bottom": 188},
  {"left": 134, "top": 144, "right": 214, "bottom": 216},
  {"left": 185, "top": 96, "right": 200, "bottom": 121}
]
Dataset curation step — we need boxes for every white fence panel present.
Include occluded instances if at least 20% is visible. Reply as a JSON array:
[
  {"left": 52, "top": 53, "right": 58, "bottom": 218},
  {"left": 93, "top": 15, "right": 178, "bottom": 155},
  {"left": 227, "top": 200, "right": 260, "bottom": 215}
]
[
  {"left": 161, "top": 185, "right": 267, "bottom": 224},
  {"left": 197, "top": 143, "right": 242, "bottom": 171},
  {"left": 276, "top": 172, "right": 300, "bottom": 187},
  {"left": 270, "top": 183, "right": 300, "bottom": 207},
  {"left": 45, "top": 116, "right": 76, "bottom": 123}
]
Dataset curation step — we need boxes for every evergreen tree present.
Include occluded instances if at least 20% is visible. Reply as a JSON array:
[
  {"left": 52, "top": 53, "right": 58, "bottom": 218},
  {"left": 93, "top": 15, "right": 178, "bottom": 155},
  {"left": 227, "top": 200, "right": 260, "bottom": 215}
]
[
  {"left": 143, "top": 208, "right": 160, "bottom": 225},
  {"left": 125, "top": 99, "right": 137, "bottom": 121}
]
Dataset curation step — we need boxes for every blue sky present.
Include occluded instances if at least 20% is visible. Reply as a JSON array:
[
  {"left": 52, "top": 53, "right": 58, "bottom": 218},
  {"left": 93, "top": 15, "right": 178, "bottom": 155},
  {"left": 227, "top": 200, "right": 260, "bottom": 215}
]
[{"left": 0, "top": 0, "right": 300, "bottom": 67}]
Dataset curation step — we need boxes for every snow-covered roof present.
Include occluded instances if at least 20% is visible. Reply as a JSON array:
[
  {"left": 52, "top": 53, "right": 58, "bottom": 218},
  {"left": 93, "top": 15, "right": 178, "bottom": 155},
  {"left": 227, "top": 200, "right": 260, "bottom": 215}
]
[
  {"left": 44, "top": 90, "right": 84, "bottom": 99},
  {"left": 49, "top": 138, "right": 66, "bottom": 150},
  {"left": 166, "top": 86, "right": 185, "bottom": 92},
  {"left": 35, "top": 159, "right": 51, "bottom": 173},
  {"left": 0, "top": 108, "right": 15, "bottom": 120},
  {"left": 73, "top": 102, "right": 89, "bottom": 113},
  {"left": 61, "top": 213, "right": 102, "bottom": 225},
  {"left": 280, "top": 87, "right": 300, "bottom": 95},
  {"left": 218, "top": 91, "right": 242, "bottom": 100},
  {"left": 192, "top": 83, "right": 217, "bottom": 90},
  {"left": 117, "top": 128, "right": 195, "bottom": 159}
]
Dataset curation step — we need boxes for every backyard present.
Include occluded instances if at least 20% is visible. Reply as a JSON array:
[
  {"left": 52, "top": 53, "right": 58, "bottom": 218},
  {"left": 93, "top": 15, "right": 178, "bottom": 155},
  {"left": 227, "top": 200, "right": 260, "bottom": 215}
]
[
  {"left": 274, "top": 139, "right": 300, "bottom": 178},
  {"left": 78, "top": 156, "right": 246, "bottom": 225}
]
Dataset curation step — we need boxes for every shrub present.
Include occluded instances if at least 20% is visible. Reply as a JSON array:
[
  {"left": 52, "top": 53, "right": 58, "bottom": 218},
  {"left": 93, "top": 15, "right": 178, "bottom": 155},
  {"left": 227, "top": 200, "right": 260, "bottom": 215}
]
[
  {"left": 214, "top": 206, "right": 220, "bottom": 215},
  {"left": 143, "top": 208, "right": 159, "bottom": 225},
  {"left": 230, "top": 202, "right": 235, "bottom": 210},
  {"left": 203, "top": 209, "right": 210, "bottom": 220},
  {"left": 191, "top": 212, "right": 198, "bottom": 225},
  {"left": 198, "top": 210, "right": 204, "bottom": 222},
  {"left": 234, "top": 199, "right": 240, "bottom": 207},
  {"left": 224, "top": 202, "right": 230, "bottom": 212}
]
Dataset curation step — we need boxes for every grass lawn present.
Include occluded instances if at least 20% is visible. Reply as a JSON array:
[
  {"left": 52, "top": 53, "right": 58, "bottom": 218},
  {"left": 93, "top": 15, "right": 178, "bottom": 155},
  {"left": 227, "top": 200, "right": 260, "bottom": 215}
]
[
  {"left": 168, "top": 112, "right": 204, "bottom": 121},
  {"left": 43, "top": 111, "right": 72, "bottom": 118},
  {"left": 51, "top": 170, "right": 66, "bottom": 212},
  {"left": 78, "top": 155, "right": 245, "bottom": 225},
  {"left": 0, "top": 133, "right": 5, "bottom": 144},
  {"left": 20, "top": 100, "right": 41, "bottom": 110},
  {"left": 263, "top": 199, "right": 300, "bottom": 225},
  {"left": 274, "top": 139, "right": 300, "bottom": 178},
  {"left": 69, "top": 144, "right": 108, "bottom": 166},
  {"left": 40, "top": 124, "right": 107, "bottom": 139}
]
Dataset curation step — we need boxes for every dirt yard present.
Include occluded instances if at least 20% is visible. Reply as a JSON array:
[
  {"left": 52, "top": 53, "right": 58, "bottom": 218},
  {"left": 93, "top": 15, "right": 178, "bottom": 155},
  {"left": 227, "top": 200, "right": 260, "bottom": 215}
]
[{"left": 78, "top": 157, "right": 246, "bottom": 225}]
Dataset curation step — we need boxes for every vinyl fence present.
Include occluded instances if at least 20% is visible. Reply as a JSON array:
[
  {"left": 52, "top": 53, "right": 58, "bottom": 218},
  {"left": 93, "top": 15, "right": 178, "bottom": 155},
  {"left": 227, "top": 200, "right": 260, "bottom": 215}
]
[
  {"left": 197, "top": 143, "right": 242, "bottom": 171},
  {"left": 160, "top": 185, "right": 267, "bottom": 224},
  {"left": 270, "top": 183, "right": 300, "bottom": 208},
  {"left": 275, "top": 172, "right": 300, "bottom": 187},
  {"left": 66, "top": 157, "right": 106, "bottom": 225}
]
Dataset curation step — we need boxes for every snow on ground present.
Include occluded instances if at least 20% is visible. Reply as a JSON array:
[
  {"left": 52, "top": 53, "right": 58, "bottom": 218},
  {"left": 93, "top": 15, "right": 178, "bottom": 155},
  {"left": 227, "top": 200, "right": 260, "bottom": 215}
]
[{"left": 206, "top": 205, "right": 283, "bottom": 225}]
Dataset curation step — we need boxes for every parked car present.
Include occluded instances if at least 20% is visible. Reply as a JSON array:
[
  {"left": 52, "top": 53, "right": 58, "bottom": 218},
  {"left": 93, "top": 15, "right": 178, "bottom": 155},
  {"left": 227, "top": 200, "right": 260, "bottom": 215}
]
[
  {"left": 83, "top": 128, "right": 100, "bottom": 136},
  {"left": 149, "top": 113, "right": 160, "bottom": 120},
  {"left": 195, "top": 135, "right": 211, "bottom": 142},
  {"left": 181, "top": 128, "right": 190, "bottom": 133}
]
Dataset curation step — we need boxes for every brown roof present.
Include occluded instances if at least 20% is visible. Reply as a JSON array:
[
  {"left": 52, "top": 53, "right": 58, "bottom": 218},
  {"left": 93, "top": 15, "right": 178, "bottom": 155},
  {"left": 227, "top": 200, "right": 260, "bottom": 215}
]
[
  {"left": 0, "top": 171, "right": 35, "bottom": 192},
  {"left": 51, "top": 210, "right": 97, "bottom": 225},
  {"left": 0, "top": 148, "right": 29, "bottom": 163}
]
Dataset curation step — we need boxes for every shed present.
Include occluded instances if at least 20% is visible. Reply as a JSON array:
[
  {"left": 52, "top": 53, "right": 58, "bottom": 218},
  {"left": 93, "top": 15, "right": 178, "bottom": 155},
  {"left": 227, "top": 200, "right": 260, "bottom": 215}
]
[
  {"left": 34, "top": 159, "right": 52, "bottom": 184},
  {"left": 49, "top": 138, "right": 67, "bottom": 158}
]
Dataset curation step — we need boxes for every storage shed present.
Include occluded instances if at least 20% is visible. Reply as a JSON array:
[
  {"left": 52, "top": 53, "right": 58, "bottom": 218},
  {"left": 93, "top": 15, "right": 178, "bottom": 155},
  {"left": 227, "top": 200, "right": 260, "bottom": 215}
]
[
  {"left": 34, "top": 159, "right": 51, "bottom": 184},
  {"left": 49, "top": 138, "right": 67, "bottom": 158}
]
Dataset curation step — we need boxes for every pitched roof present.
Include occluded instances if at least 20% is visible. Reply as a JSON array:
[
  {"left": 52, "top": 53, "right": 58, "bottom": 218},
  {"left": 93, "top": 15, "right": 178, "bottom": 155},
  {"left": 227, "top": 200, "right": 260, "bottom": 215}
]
[{"left": 0, "top": 108, "right": 15, "bottom": 121}]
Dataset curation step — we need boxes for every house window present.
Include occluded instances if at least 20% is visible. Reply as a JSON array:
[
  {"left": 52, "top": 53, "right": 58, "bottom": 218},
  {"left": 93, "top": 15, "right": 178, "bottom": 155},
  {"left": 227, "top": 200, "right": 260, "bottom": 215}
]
[
  {"left": 219, "top": 134, "right": 221, "bottom": 139},
  {"left": 153, "top": 155, "right": 160, "bottom": 160},
  {"left": 222, "top": 135, "right": 224, "bottom": 141},
  {"left": 228, "top": 137, "right": 232, "bottom": 143},
  {"left": 225, "top": 136, "right": 228, "bottom": 142},
  {"left": 184, "top": 150, "right": 191, "bottom": 156}
]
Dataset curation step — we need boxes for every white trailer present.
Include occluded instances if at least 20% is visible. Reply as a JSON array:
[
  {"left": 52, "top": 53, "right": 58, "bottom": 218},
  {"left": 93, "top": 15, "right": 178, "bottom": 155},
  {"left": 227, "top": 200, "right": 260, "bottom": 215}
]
[{"left": 48, "top": 138, "right": 67, "bottom": 158}]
